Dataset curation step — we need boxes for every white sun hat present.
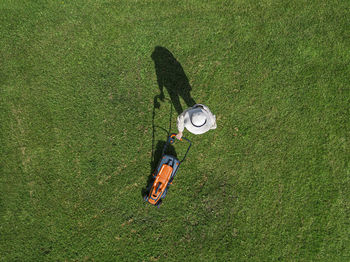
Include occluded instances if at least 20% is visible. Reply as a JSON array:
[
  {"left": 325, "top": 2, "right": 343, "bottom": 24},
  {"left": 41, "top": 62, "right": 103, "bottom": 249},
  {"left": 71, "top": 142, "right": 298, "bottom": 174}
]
[{"left": 177, "top": 104, "right": 217, "bottom": 135}]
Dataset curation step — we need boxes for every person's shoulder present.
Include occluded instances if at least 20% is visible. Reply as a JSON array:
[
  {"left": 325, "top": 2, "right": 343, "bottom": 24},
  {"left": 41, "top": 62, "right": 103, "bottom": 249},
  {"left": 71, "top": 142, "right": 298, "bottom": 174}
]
[{"left": 178, "top": 108, "right": 190, "bottom": 119}]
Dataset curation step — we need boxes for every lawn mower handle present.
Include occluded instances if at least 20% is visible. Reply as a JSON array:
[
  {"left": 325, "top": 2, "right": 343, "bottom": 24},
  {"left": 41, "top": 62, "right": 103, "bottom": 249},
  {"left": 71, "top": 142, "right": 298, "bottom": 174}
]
[{"left": 168, "top": 133, "right": 192, "bottom": 163}]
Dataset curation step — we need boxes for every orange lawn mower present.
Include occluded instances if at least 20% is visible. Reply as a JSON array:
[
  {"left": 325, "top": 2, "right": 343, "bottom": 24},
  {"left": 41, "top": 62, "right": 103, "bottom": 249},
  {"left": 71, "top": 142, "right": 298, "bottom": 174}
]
[{"left": 144, "top": 133, "right": 192, "bottom": 207}]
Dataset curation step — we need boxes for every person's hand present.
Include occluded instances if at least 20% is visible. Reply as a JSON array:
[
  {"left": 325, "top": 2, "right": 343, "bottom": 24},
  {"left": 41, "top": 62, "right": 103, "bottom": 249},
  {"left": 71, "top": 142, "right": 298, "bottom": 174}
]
[{"left": 175, "top": 132, "right": 183, "bottom": 140}]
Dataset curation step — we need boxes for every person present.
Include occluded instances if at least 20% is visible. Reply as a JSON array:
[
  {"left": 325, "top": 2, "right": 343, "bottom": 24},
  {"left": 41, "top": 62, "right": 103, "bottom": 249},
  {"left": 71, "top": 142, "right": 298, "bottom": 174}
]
[{"left": 176, "top": 104, "right": 217, "bottom": 140}]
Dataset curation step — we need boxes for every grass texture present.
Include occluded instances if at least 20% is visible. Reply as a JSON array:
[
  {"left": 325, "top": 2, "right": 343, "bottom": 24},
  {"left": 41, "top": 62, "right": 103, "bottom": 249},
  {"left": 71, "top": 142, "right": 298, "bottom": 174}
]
[{"left": 1, "top": 0, "right": 349, "bottom": 261}]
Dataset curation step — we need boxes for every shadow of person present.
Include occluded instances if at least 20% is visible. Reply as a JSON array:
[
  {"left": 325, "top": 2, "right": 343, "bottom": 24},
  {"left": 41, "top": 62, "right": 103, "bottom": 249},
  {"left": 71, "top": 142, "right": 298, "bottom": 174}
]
[{"left": 151, "top": 46, "right": 196, "bottom": 115}]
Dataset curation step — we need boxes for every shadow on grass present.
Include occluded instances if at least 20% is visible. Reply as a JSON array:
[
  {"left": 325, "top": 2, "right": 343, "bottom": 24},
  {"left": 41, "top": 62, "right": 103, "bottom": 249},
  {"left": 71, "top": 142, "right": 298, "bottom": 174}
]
[
  {"left": 142, "top": 46, "right": 195, "bottom": 199},
  {"left": 151, "top": 46, "right": 196, "bottom": 115}
]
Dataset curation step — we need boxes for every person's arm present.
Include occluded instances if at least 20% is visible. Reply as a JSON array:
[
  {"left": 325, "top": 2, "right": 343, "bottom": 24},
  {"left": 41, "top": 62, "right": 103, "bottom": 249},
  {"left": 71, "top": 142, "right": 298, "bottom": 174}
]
[
  {"left": 176, "top": 111, "right": 186, "bottom": 139},
  {"left": 210, "top": 114, "right": 217, "bottom": 129}
]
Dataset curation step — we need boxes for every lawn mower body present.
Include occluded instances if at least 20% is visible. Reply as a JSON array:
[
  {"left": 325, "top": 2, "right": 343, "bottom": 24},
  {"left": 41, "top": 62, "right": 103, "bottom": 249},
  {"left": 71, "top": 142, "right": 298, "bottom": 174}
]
[{"left": 144, "top": 133, "right": 191, "bottom": 207}]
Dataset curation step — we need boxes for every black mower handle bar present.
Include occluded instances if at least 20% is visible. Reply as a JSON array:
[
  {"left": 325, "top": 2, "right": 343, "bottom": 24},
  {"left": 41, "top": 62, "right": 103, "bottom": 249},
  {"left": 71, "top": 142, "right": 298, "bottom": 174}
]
[{"left": 166, "top": 133, "right": 192, "bottom": 163}]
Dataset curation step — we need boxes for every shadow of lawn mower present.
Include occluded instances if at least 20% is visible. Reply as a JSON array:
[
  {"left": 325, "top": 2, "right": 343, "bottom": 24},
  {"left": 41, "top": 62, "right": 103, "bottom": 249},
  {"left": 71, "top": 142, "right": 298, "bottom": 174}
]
[{"left": 144, "top": 133, "right": 191, "bottom": 207}]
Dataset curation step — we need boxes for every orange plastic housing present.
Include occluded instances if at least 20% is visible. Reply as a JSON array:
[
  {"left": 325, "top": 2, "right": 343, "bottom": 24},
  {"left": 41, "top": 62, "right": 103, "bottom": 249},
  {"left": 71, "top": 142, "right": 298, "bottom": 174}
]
[{"left": 148, "top": 164, "right": 173, "bottom": 205}]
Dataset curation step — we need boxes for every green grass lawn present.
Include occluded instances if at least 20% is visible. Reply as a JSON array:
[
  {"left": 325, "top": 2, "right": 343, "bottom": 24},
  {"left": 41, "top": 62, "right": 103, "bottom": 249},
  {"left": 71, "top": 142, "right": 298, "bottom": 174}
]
[{"left": 1, "top": 0, "right": 349, "bottom": 261}]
